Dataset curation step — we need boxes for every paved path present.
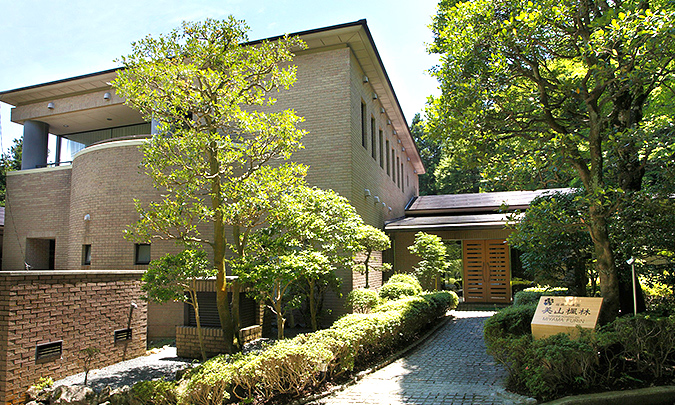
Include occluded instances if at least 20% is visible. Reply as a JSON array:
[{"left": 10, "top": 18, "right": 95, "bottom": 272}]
[{"left": 310, "top": 311, "right": 535, "bottom": 405}]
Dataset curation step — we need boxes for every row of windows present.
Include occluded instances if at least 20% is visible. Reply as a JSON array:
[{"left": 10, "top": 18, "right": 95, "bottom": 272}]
[
  {"left": 360, "top": 100, "right": 407, "bottom": 192},
  {"left": 82, "top": 243, "right": 151, "bottom": 266}
]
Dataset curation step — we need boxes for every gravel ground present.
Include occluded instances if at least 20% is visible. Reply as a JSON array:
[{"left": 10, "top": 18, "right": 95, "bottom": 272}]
[{"left": 53, "top": 346, "right": 197, "bottom": 392}]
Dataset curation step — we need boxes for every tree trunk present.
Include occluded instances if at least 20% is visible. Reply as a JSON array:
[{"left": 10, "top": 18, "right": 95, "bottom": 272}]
[
  {"left": 589, "top": 208, "right": 620, "bottom": 325},
  {"left": 232, "top": 278, "right": 241, "bottom": 350},
  {"left": 191, "top": 289, "right": 207, "bottom": 361},
  {"left": 309, "top": 279, "right": 318, "bottom": 331},
  {"left": 210, "top": 144, "right": 234, "bottom": 353}
]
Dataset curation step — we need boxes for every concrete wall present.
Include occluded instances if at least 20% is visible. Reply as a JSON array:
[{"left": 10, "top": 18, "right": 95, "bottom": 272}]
[{"left": 0, "top": 271, "right": 146, "bottom": 405}]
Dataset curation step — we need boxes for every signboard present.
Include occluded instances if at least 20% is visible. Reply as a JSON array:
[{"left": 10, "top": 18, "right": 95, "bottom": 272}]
[{"left": 531, "top": 296, "right": 603, "bottom": 340}]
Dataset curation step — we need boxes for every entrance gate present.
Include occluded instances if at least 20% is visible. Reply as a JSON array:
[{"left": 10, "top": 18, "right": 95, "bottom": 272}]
[{"left": 462, "top": 239, "right": 511, "bottom": 303}]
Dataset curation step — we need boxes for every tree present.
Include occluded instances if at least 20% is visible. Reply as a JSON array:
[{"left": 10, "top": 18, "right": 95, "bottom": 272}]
[
  {"left": 114, "top": 17, "right": 307, "bottom": 352},
  {"left": 143, "top": 250, "right": 215, "bottom": 360},
  {"left": 428, "top": 0, "right": 675, "bottom": 323},
  {"left": 507, "top": 190, "right": 595, "bottom": 296},
  {"left": 243, "top": 186, "right": 363, "bottom": 330},
  {"left": 407, "top": 231, "right": 448, "bottom": 290},
  {"left": 353, "top": 225, "right": 391, "bottom": 289},
  {"left": 0, "top": 136, "right": 22, "bottom": 206}
]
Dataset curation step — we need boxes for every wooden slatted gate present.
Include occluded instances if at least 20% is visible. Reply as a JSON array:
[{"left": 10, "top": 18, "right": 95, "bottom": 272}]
[{"left": 462, "top": 239, "right": 511, "bottom": 303}]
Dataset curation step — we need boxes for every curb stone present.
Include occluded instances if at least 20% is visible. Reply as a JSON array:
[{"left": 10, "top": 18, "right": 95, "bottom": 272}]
[
  {"left": 541, "top": 385, "right": 675, "bottom": 405},
  {"left": 294, "top": 313, "right": 455, "bottom": 405}
]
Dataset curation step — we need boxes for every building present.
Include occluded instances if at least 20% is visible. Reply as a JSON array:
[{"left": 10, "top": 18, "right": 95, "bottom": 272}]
[{"left": 0, "top": 20, "right": 424, "bottom": 402}]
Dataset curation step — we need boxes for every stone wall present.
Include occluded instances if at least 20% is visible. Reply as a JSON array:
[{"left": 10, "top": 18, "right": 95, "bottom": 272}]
[{"left": 0, "top": 270, "right": 146, "bottom": 405}]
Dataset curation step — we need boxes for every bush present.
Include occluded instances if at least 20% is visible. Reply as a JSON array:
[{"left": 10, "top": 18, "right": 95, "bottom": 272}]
[
  {"left": 129, "top": 380, "right": 177, "bottom": 405},
  {"left": 513, "top": 287, "right": 568, "bottom": 306},
  {"left": 387, "top": 273, "right": 423, "bottom": 293},
  {"left": 179, "top": 292, "right": 456, "bottom": 404},
  {"left": 379, "top": 282, "right": 419, "bottom": 300},
  {"left": 483, "top": 304, "right": 537, "bottom": 344},
  {"left": 346, "top": 288, "right": 380, "bottom": 313},
  {"left": 510, "top": 278, "right": 535, "bottom": 295}
]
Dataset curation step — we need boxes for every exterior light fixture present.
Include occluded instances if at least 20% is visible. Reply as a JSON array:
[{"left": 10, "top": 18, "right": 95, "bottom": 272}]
[
  {"left": 47, "top": 102, "right": 55, "bottom": 109},
  {"left": 393, "top": 130, "right": 397, "bottom": 135},
  {"left": 84, "top": 214, "right": 91, "bottom": 221},
  {"left": 363, "top": 75, "right": 369, "bottom": 83},
  {"left": 397, "top": 138, "right": 401, "bottom": 143},
  {"left": 407, "top": 157, "right": 411, "bottom": 161},
  {"left": 388, "top": 206, "right": 392, "bottom": 212},
  {"left": 381, "top": 202, "right": 386, "bottom": 208},
  {"left": 103, "top": 92, "right": 111, "bottom": 100},
  {"left": 387, "top": 120, "right": 391, "bottom": 125},
  {"left": 380, "top": 107, "right": 385, "bottom": 114},
  {"left": 364, "top": 189, "right": 371, "bottom": 197},
  {"left": 374, "top": 196, "right": 381, "bottom": 203},
  {"left": 372, "top": 93, "right": 378, "bottom": 100},
  {"left": 402, "top": 147, "right": 406, "bottom": 152},
  {"left": 413, "top": 170, "right": 417, "bottom": 174}
]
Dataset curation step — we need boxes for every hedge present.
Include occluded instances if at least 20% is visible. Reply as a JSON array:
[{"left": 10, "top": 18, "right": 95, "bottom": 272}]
[{"left": 177, "top": 291, "right": 458, "bottom": 404}]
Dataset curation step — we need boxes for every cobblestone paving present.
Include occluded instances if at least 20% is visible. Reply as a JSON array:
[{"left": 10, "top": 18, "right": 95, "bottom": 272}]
[{"left": 310, "top": 311, "right": 536, "bottom": 405}]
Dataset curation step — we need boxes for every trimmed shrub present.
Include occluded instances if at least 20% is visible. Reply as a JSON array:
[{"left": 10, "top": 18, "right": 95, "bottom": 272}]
[
  {"left": 510, "top": 278, "right": 535, "bottom": 295},
  {"left": 178, "top": 291, "right": 456, "bottom": 404},
  {"left": 346, "top": 288, "right": 380, "bottom": 313},
  {"left": 387, "top": 273, "right": 423, "bottom": 293},
  {"left": 379, "top": 282, "right": 419, "bottom": 301},
  {"left": 483, "top": 304, "right": 537, "bottom": 344},
  {"left": 513, "top": 287, "right": 568, "bottom": 306}
]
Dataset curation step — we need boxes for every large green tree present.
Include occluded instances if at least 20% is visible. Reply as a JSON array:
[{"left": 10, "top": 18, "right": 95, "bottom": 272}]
[
  {"left": 113, "top": 18, "right": 307, "bottom": 352},
  {"left": 428, "top": 0, "right": 675, "bottom": 322}
]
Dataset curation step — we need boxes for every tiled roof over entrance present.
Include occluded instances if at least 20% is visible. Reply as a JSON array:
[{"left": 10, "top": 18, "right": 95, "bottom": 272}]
[{"left": 386, "top": 188, "right": 569, "bottom": 231}]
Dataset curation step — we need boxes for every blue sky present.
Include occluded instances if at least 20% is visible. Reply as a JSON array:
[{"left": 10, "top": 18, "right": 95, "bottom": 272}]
[{"left": 0, "top": 0, "right": 441, "bottom": 155}]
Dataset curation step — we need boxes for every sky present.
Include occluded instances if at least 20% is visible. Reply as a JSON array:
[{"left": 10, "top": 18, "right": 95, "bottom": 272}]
[{"left": 0, "top": 0, "right": 441, "bottom": 155}]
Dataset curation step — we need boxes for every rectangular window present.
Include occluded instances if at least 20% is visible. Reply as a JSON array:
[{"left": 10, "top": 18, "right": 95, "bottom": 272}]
[
  {"left": 82, "top": 244, "right": 91, "bottom": 265},
  {"left": 402, "top": 162, "right": 405, "bottom": 193},
  {"left": 386, "top": 140, "right": 390, "bottom": 175},
  {"left": 397, "top": 157, "right": 401, "bottom": 188},
  {"left": 36, "top": 341, "right": 62, "bottom": 361},
  {"left": 379, "top": 131, "right": 384, "bottom": 168},
  {"left": 361, "top": 102, "right": 367, "bottom": 148},
  {"left": 371, "top": 118, "right": 377, "bottom": 160},
  {"left": 392, "top": 149, "right": 396, "bottom": 183},
  {"left": 134, "top": 243, "right": 151, "bottom": 265}
]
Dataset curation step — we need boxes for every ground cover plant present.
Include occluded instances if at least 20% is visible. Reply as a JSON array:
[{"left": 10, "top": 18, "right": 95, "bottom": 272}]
[
  {"left": 485, "top": 291, "right": 675, "bottom": 401},
  {"left": 118, "top": 288, "right": 457, "bottom": 405}
]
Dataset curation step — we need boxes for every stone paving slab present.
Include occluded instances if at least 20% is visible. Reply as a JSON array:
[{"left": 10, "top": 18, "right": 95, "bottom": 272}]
[{"left": 310, "top": 311, "right": 536, "bottom": 405}]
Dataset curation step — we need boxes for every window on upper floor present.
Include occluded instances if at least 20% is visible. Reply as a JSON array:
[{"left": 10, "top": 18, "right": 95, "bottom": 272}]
[
  {"left": 379, "top": 131, "right": 384, "bottom": 169},
  {"left": 402, "top": 162, "right": 405, "bottom": 193},
  {"left": 396, "top": 156, "right": 401, "bottom": 188},
  {"left": 386, "top": 140, "right": 391, "bottom": 176},
  {"left": 361, "top": 102, "right": 367, "bottom": 148},
  {"left": 371, "top": 117, "right": 377, "bottom": 160},
  {"left": 135, "top": 243, "right": 151, "bottom": 265}
]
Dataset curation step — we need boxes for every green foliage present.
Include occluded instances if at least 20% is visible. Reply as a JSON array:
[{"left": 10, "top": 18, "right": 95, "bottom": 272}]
[
  {"left": 486, "top": 309, "right": 675, "bottom": 400},
  {"left": 143, "top": 250, "right": 214, "bottom": 303},
  {"left": 130, "top": 380, "right": 178, "bottom": 405},
  {"left": 484, "top": 304, "right": 537, "bottom": 345},
  {"left": 179, "top": 292, "right": 456, "bottom": 404},
  {"left": 378, "top": 282, "right": 419, "bottom": 301},
  {"left": 408, "top": 232, "right": 448, "bottom": 290},
  {"left": 387, "top": 273, "right": 423, "bottom": 293},
  {"left": 510, "top": 278, "right": 535, "bottom": 295},
  {"left": 410, "top": 113, "right": 443, "bottom": 196},
  {"left": 428, "top": 0, "right": 675, "bottom": 322},
  {"left": 346, "top": 289, "right": 380, "bottom": 314},
  {"left": 0, "top": 136, "right": 22, "bottom": 207},
  {"left": 113, "top": 17, "right": 308, "bottom": 352},
  {"left": 508, "top": 190, "right": 595, "bottom": 296},
  {"left": 353, "top": 224, "right": 391, "bottom": 289},
  {"left": 30, "top": 377, "right": 53, "bottom": 392},
  {"left": 513, "top": 287, "right": 568, "bottom": 306}
]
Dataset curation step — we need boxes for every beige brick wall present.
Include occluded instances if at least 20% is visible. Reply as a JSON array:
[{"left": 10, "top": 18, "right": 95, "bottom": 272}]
[
  {"left": 3, "top": 167, "right": 72, "bottom": 271},
  {"left": 0, "top": 271, "right": 146, "bottom": 405},
  {"left": 176, "top": 325, "right": 261, "bottom": 359}
]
